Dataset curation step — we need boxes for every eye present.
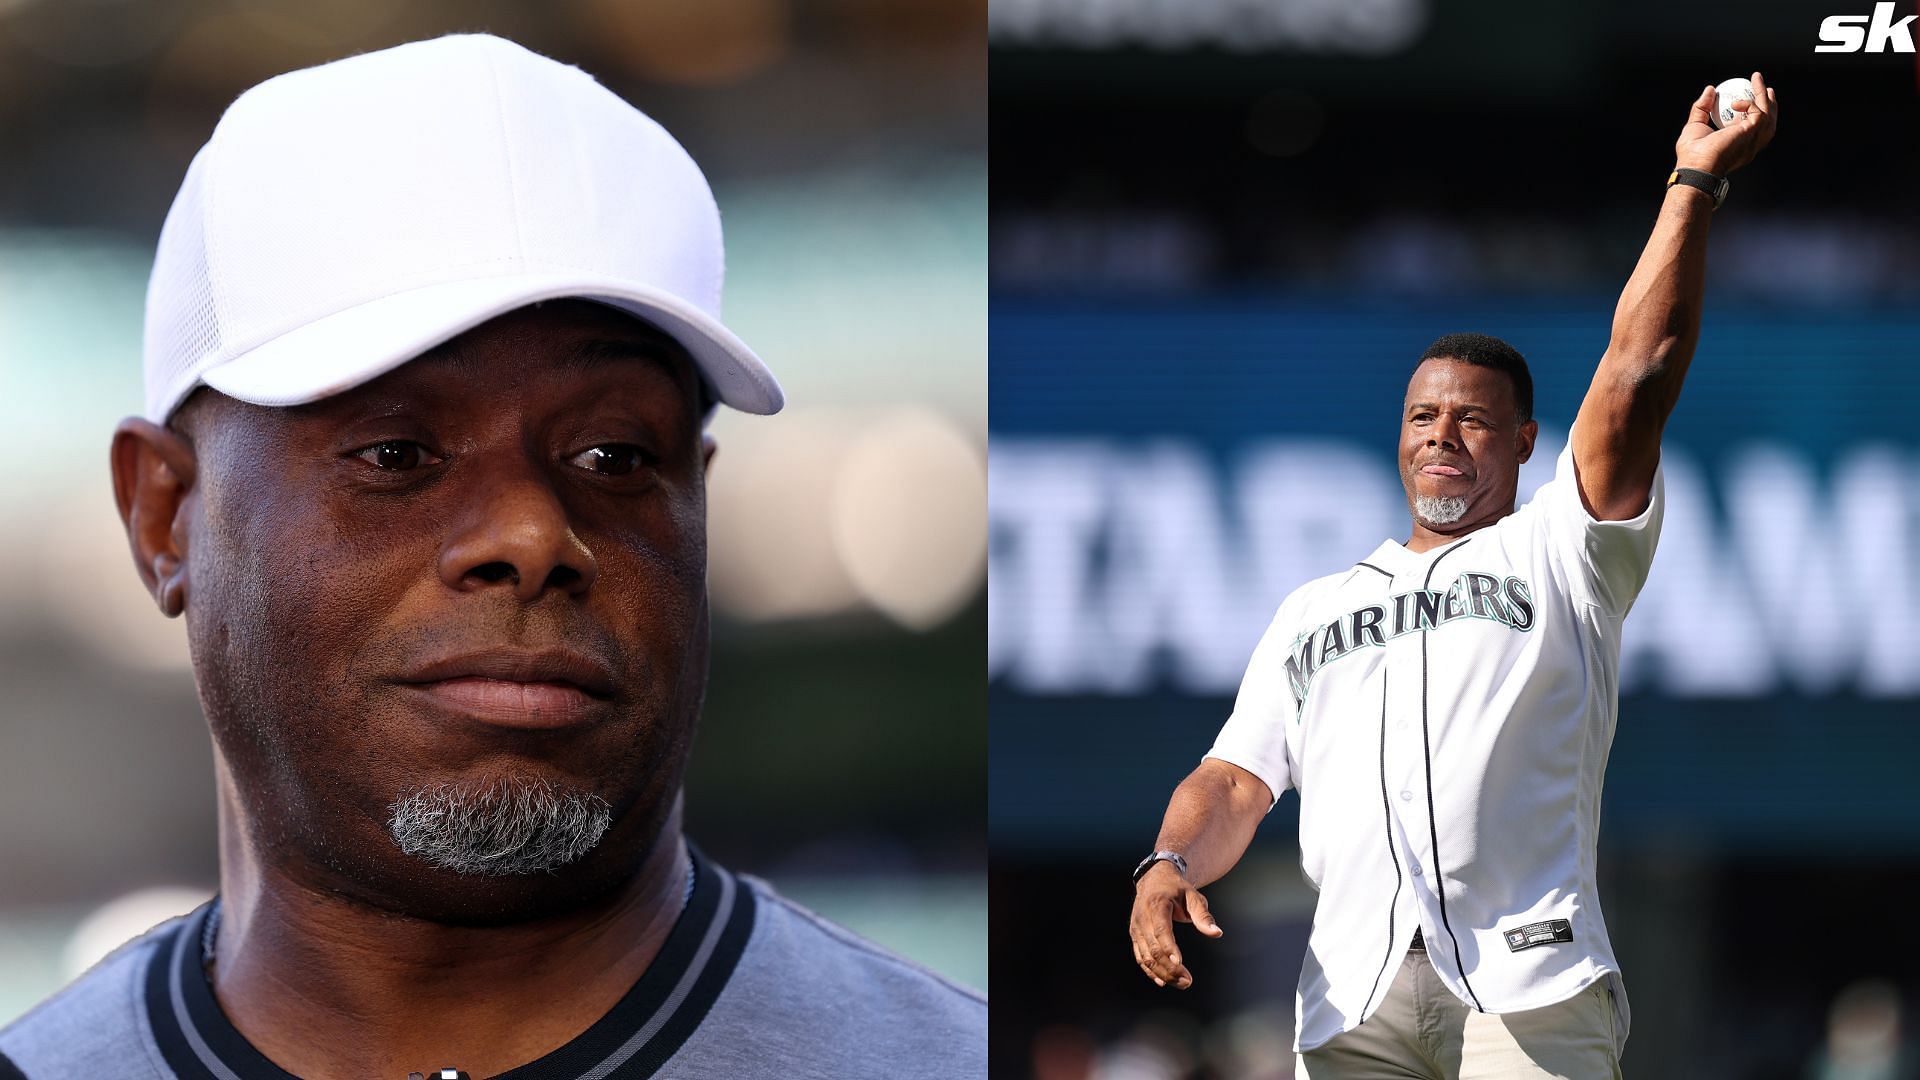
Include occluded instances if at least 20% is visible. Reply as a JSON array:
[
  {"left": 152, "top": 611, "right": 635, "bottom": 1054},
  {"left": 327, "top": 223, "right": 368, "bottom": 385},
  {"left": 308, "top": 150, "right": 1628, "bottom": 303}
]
[
  {"left": 569, "top": 444, "right": 653, "bottom": 476},
  {"left": 354, "top": 440, "right": 441, "bottom": 471}
]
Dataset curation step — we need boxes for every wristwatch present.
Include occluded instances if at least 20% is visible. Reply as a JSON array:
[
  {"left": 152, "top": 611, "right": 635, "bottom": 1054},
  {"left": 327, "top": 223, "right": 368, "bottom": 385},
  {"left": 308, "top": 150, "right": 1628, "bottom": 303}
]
[
  {"left": 1132, "top": 850, "right": 1189, "bottom": 883},
  {"left": 1667, "top": 166, "right": 1729, "bottom": 209}
]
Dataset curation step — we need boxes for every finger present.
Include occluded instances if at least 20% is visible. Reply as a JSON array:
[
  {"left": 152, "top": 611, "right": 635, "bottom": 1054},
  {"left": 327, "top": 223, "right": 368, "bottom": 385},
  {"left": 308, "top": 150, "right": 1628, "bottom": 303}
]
[
  {"left": 1688, "top": 84, "right": 1715, "bottom": 127},
  {"left": 1131, "top": 928, "right": 1165, "bottom": 986},
  {"left": 1186, "top": 888, "right": 1225, "bottom": 939},
  {"left": 1147, "top": 945, "right": 1175, "bottom": 986},
  {"left": 1141, "top": 906, "right": 1179, "bottom": 982},
  {"left": 1152, "top": 922, "right": 1186, "bottom": 985},
  {"left": 1148, "top": 910, "right": 1195, "bottom": 988},
  {"left": 1147, "top": 933, "right": 1190, "bottom": 988},
  {"left": 1131, "top": 910, "right": 1169, "bottom": 982},
  {"left": 1746, "top": 76, "right": 1770, "bottom": 133}
]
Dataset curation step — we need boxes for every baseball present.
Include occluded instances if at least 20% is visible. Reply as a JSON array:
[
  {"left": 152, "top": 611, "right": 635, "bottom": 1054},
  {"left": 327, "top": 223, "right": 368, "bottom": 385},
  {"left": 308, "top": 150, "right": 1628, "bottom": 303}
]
[{"left": 1712, "top": 77, "right": 1755, "bottom": 129}]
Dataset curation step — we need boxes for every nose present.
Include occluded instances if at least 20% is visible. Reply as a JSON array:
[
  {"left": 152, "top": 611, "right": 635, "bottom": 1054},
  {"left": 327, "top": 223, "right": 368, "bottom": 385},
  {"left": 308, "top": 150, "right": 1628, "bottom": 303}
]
[
  {"left": 437, "top": 460, "right": 598, "bottom": 601},
  {"left": 1426, "top": 414, "right": 1462, "bottom": 450}
]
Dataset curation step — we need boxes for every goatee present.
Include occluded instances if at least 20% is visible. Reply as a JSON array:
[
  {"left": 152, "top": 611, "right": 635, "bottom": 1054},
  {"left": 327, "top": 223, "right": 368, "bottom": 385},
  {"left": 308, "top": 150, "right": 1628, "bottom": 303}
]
[
  {"left": 388, "top": 777, "right": 613, "bottom": 877},
  {"left": 1413, "top": 494, "right": 1469, "bottom": 526}
]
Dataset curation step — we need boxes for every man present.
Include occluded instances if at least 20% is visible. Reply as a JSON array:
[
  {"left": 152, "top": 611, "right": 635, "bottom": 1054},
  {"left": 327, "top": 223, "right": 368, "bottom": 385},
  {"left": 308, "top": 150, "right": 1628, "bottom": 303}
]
[
  {"left": 0, "top": 34, "right": 983, "bottom": 1080},
  {"left": 1128, "top": 78, "right": 1778, "bottom": 1076}
]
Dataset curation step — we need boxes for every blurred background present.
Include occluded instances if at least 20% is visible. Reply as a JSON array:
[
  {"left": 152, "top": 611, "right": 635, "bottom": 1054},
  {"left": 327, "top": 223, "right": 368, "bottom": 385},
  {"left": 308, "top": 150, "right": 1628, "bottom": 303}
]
[
  {"left": 991, "top": 1, "right": 1920, "bottom": 1078},
  {"left": 0, "top": 0, "right": 984, "bottom": 1022}
]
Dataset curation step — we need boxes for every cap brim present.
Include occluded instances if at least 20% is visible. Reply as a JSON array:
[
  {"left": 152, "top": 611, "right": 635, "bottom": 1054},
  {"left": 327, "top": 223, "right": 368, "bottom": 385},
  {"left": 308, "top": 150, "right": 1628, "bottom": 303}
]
[{"left": 187, "top": 272, "right": 783, "bottom": 421}]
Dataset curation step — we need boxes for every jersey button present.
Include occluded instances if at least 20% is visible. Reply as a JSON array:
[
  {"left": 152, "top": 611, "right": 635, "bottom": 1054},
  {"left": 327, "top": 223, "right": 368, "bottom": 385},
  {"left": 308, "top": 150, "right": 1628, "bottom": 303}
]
[
  {"left": 1409, "top": 861, "right": 1422, "bottom": 875},
  {"left": 1399, "top": 790, "right": 1413, "bottom": 801}
]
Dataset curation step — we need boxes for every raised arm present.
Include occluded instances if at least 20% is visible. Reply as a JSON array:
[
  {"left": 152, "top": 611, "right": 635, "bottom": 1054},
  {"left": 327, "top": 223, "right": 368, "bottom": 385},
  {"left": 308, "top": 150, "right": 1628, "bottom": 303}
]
[
  {"left": 1572, "top": 73, "right": 1778, "bottom": 521},
  {"left": 1128, "top": 758, "right": 1271, "bottom": 989}
]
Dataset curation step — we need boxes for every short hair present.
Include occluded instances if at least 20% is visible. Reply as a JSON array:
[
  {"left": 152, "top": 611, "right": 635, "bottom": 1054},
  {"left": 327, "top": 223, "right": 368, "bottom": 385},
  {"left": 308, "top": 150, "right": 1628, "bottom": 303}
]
[{"left": 1416, "top": 333, "right": 1533, "bottom": 423}]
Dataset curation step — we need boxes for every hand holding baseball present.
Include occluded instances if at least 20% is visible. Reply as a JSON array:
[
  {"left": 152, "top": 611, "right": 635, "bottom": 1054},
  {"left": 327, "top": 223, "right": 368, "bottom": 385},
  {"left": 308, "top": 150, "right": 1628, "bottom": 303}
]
[{"left": 1675, "top": 70, "right": 1777, "bottom": 176}]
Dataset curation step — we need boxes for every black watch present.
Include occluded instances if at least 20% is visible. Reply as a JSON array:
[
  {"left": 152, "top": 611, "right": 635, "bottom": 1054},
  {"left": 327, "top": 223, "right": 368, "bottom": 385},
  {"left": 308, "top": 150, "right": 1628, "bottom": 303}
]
[
  {"left": 1667, "top": 167, "right": 1729, "bottom": 209},
  {"left": 1132, "top": 850, "right": 1189, "bottom": 883}
]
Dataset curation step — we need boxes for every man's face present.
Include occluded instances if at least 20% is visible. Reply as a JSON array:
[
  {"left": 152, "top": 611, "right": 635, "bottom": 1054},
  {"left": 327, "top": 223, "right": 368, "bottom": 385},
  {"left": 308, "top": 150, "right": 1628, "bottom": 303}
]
[
  {"left": 1397, "top": 358, "right": 1536, "bottom": 535},
  {"left": 171, "top": 300, "right": 712, "bottom": 922}
]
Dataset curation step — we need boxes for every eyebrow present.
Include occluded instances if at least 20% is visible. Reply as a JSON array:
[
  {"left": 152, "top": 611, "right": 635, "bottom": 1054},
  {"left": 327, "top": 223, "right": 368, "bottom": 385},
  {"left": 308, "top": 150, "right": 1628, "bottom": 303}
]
[{"left": 1406, "top": 402, "right": 1495, "bottom": 414}]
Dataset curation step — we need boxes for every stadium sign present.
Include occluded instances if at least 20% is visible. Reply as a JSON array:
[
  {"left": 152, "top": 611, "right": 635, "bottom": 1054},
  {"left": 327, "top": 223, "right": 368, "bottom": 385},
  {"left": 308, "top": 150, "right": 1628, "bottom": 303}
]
[{"left": 990, "top": 431, "right": 1920, "bottom": 699}]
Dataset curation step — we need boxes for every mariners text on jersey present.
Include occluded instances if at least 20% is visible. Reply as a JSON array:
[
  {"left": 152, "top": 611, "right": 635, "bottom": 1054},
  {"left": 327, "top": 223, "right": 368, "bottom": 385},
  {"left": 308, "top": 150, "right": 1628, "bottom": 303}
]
[
  {"left": 1206, "top": 435, "right": 1662, "bottom": 1055},
  {"left": 1283, "top": 572, "right": 1538, "bottom": 708}
]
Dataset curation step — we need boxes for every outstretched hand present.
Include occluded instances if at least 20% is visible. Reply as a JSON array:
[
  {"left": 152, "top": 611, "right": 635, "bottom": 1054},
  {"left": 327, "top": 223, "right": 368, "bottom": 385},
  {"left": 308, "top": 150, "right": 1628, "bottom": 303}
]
[
  {"left": 1676, "top": 72, "right": 1778, "bottom": 176},
  {"left": 1129, "top": 861, "right": 1223, "bottom": 990}
]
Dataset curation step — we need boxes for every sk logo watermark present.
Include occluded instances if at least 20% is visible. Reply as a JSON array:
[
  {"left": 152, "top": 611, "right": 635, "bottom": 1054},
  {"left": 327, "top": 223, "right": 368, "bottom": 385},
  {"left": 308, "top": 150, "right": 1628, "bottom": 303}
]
[{"left": 1817, "top": 1, "right": 1917, "bottom": 52}]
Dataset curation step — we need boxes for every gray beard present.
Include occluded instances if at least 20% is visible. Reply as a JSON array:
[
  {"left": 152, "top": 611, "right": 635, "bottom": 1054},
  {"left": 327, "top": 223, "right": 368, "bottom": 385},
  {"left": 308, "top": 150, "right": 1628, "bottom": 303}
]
[
  {"left": 388, "top": 777, "right": 613, "bottom": 877},
  {"left": 1413, "top": 494, "right": 1469, "bottom": 527}
]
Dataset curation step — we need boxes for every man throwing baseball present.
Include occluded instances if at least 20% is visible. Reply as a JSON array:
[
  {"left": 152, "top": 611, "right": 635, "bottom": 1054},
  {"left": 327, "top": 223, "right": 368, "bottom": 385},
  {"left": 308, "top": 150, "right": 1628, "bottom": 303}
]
[{"left": 1128, "top": 77, "right": 1778, "bottom": 1077}]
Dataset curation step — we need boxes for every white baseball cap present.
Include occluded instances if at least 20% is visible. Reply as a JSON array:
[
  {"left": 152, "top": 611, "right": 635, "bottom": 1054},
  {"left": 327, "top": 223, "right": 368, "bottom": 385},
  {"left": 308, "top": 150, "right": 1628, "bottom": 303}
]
[{"left": 142, "top": 33, "right": 783, "bottom": 424}]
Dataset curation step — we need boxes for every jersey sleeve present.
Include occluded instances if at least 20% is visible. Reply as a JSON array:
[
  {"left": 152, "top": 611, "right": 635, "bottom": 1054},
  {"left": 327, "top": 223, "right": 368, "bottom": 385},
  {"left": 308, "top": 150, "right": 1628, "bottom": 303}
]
[
  {"left": 1203, "top": 597, "right": 1302, "bottom": 809},
  {"left": 1527, "top": 430, "right": 1665, "bottom": 616}
]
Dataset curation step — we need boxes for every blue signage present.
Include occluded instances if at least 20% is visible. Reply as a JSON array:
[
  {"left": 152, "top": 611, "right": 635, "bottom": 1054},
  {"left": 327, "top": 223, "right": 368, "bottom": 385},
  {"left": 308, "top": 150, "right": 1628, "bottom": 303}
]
[{"left": 991, "top": 295, "right": 1920, "bottom": 852}]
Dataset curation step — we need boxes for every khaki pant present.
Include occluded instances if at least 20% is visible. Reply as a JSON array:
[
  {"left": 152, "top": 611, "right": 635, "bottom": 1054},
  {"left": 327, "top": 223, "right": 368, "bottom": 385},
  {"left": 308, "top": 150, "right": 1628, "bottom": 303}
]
[{"left": 1298, "top": 951, "right": 1622, "bottom": 1080}]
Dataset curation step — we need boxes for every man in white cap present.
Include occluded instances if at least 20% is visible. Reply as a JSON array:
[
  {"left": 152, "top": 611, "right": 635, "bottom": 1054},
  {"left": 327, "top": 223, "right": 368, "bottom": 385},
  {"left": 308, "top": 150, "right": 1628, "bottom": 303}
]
[{"left": 0, "top": 34, "right": 983, "bottom": 1080}]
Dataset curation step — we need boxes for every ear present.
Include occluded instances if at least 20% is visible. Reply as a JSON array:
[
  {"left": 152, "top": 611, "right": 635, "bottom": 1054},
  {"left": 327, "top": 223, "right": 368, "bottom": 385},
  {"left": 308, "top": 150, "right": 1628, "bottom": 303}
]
[
  {"left": 701, "top": 433, "right": 717, "bottom": 478},
  {"left": 111, "top": 418, "right": 197, "bottom": 618},
  {"left": 1515, "top": 419, "right": 1538, "bottom": 465}
]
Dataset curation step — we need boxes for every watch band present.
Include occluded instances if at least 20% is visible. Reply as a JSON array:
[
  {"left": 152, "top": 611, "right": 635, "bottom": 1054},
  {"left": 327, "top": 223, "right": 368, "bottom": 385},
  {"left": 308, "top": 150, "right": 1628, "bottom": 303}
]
[
  {"left": 1133, "top": 850, "right": 1189, "bottom": 882},
  {"left": 1667, "top": 166, "right": 1728, "bottom": 209}
]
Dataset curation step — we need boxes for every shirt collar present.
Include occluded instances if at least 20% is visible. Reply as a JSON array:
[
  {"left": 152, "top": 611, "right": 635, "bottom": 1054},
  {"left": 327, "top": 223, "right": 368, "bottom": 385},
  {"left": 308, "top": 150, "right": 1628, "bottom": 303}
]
[
  {"left": 1357, "top": 533, "right": 1481, "bottom": 580},
  {"left": 143, "top": 846, "right": 755, "bottom": 1080}
]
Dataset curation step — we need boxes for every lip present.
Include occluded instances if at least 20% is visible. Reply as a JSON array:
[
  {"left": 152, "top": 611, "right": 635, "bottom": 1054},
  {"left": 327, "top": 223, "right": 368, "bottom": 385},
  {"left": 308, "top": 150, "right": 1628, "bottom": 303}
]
[
  {"left": 1419, "top": 462, "right": 1468, "bottom": 478},
  {"left": 398, "top": 647, "right": 615, "bottom": 730}
]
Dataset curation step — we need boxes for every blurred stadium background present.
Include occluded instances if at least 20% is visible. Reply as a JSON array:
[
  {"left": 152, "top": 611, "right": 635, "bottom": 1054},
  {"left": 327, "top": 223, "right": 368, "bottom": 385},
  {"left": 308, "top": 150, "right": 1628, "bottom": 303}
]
[
  {"left": 991, "top": 1, "right": 1920, "bottom": 1077},
  {"left": 0, "top": 0, "right": 984, "bottom": 1023}
]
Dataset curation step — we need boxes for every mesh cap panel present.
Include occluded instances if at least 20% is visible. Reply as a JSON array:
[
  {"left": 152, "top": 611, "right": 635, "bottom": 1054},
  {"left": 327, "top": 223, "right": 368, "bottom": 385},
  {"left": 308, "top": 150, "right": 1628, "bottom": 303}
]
[{"left": 143, "top": 149, "right": 225, "bottom": 423}]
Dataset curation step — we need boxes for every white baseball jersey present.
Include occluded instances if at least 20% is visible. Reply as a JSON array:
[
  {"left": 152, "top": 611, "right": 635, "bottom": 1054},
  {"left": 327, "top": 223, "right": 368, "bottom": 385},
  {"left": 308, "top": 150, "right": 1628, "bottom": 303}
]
[{"left": 1206, "top": 434, "right": 1662, "bottom": 1054}]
